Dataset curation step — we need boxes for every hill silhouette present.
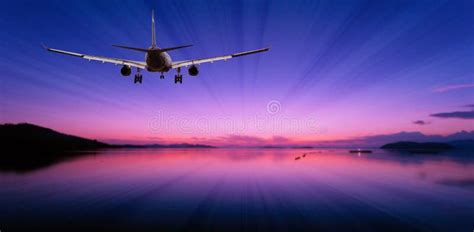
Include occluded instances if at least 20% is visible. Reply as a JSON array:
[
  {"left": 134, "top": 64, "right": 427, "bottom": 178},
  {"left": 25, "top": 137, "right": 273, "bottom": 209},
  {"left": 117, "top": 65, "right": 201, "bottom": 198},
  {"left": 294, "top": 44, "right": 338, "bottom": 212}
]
[
  {"left": 381, "top": 141, "right": 453, "bottom": 153},
  {"left": 0, "top": 123, "right": 110, "bottom": 152},
  {"left": 0, "top": 123, "right": 111, "bottom": 172},
  {"left": 0, "top": 123, "right": 214, "bottom": 172}
]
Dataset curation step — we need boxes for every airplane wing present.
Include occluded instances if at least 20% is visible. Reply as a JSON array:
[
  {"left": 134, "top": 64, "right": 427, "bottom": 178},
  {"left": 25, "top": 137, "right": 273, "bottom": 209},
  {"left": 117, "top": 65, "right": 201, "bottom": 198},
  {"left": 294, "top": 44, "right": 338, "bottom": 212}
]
[
  {"left": 171, "top": 47, "right": 270, "bottom": 69},
  {"left": 43, "top": 45, "right": 147, "bottom": 69}
]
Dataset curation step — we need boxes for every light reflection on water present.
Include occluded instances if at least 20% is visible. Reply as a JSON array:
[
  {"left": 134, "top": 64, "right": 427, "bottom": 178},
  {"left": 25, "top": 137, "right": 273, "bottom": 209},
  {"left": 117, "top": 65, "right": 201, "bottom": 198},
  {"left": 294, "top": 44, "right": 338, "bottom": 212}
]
[{"left": 0, "top": 148, "right": 473, "bottom": 231}]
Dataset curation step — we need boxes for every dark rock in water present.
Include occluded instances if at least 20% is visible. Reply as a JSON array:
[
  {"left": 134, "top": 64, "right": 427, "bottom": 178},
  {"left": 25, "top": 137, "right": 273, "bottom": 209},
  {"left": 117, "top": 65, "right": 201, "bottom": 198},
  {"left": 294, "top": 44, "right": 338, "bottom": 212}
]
[{"left": 381, "top": 141, "right": 453, "bottom": 154}]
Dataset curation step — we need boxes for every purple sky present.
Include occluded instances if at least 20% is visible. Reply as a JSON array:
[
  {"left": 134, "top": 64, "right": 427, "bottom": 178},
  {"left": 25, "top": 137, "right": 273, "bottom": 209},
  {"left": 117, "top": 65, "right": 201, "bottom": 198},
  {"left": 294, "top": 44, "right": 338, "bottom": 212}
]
[{"left": 0, "top": 0, "right": 473, "bottom": 145}]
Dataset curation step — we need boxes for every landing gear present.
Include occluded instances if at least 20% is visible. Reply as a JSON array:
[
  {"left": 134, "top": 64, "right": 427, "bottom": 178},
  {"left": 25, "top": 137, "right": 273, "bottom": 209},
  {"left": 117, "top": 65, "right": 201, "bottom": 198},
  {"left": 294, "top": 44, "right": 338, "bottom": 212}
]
[
  {"left": 134, "top": 68, "right": 143, "bottom": 84},
  {"left": 160, "top": 72, "right": 165, "bottom": 79},
  {"left": 134, "top": 74, "right": 142, "bottom": 84},
  {"left": 174, "top": 67, "right": 183, "bottom": 84},
  {"left": 174, "top": 75, "right": 183, "bottom": 84}
]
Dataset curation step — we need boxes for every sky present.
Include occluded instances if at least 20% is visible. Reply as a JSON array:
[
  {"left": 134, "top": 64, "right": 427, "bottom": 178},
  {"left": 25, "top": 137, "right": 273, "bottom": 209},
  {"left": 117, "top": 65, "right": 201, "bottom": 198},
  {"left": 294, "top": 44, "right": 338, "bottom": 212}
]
[{"left": 0, "top": 0, "right": 473, "bottom": 146}]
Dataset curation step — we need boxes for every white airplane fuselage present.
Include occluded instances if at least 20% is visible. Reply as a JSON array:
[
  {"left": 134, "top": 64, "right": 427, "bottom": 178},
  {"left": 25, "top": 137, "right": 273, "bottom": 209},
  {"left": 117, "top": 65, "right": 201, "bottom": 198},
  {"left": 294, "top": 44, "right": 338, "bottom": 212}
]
[{"left": 145, "top": 48, "right": 172, "bottom": 72}]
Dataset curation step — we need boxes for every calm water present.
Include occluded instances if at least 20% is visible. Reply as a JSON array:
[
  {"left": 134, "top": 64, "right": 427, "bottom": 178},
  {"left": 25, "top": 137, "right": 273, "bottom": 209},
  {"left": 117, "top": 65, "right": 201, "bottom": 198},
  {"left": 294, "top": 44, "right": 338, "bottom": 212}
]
[{"left": 0, "top": 148, "right": 473, "bottom": 232}]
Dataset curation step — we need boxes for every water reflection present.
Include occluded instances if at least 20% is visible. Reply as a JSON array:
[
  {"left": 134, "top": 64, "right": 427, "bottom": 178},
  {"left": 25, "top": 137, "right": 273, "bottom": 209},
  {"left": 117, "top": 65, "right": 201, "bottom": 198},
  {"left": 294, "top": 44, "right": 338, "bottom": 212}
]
[
  {"left": 0, "top": 150, "right": 100, "bottom": 173},
  {"left": 0, "top": 148, "right": 473, "bottom": 231}
]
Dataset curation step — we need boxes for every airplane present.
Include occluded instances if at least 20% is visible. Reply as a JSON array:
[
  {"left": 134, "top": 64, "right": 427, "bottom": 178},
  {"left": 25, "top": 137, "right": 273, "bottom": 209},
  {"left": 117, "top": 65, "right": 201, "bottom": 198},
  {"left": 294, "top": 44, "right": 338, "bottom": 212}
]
[{"left": 44, "top": 10, "right": 270, "bottom": 84}]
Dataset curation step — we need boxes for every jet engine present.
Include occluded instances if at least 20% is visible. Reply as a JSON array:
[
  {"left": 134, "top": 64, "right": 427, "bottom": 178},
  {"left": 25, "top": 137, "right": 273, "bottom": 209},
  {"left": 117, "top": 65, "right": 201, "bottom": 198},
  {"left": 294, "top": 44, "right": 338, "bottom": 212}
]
[
  {"left": 120, "top": 65, "right": 131, "bottom": 76},
  {"left": 188, "top": 65, "right": 199, "bottom": 76}
]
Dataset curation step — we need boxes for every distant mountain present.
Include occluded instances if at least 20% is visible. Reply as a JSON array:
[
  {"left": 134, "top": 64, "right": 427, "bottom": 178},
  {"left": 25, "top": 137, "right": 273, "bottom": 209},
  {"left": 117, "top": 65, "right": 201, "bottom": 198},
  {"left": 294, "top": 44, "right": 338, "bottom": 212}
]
[
  {"left": 446, "top": 131, "right": 474, "bottom": 141},
  {"left": 360, "top": 131, "right": 474, "bottom": 147},
  {"left": 0, "top": 123, "right": 110, "bottom": 152},
  {"left": 0, "top": 123, "right": 112, "bottom": 172},
  {"left": 381, "top": 142, "right": 453, "bottom": 153}
]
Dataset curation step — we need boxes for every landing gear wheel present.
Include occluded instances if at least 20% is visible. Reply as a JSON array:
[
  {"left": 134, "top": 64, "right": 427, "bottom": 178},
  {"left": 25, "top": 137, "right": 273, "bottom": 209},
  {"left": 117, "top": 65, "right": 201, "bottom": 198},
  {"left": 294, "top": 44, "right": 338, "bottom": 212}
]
[
  {"left": 134, "top": 68, "right": 143, "bottom": 84},
  {"left": 160, "top": 73, "right": 165, "bottom": 79},
  {"left": 174, "top": 75, "right": 183, "bottom": 84},
  {"left": 134, "top": 74, "right": 143, "bottom": 84},
  {"left": 174, "top": 68, "right": 183, "bottom": 84}
]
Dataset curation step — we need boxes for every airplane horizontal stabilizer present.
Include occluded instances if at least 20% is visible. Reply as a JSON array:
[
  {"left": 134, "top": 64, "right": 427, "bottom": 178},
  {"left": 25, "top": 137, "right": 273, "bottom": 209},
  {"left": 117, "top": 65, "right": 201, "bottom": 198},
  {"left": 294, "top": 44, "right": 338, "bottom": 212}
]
[
  {"left": 159, "top": 44, "right": 193, "bottom": 52},
  {"left": 112, "top": 44, "right": 192, "bottom": 53},
  {"left": 112, "top": 45, "right": 150, "bottom": 52}
]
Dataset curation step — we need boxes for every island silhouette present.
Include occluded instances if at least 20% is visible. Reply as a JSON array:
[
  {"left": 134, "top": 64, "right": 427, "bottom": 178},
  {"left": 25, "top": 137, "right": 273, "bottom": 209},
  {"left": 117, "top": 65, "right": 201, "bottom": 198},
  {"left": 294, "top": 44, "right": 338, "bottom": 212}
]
[
  {"left": 380, "top": 141, "right": 454, "bottom": 154},
  {"left": 0, "top": 123, "right": 214, "bottom": 172}
]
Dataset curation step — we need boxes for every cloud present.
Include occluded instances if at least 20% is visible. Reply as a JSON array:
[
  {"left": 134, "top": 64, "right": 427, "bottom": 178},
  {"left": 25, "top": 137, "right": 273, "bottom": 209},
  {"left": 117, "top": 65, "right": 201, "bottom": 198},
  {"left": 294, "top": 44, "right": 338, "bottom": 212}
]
[
  {"left": 430, "top": 110, "right": 474, "bottom": 119},
  {"left": 436, "top": 178, "right": 474, "bottom": 188},
  {"left": 270, "top": 136, "right": 291, "bottom": 144},
  {"left": 463, "top": 104, "right": 474, "bottom": 108},
  {"left": 188, "top": 135, "right": 304, "bottom": 147},
  {"left": 218, "top": 135, "right": 267, "bottom": 145},
  {"left": 432, "top": 83, "right": 474, "bottom": 93},
  {"left": 413, "top": 120, "right": 430, "bottom": 125}
]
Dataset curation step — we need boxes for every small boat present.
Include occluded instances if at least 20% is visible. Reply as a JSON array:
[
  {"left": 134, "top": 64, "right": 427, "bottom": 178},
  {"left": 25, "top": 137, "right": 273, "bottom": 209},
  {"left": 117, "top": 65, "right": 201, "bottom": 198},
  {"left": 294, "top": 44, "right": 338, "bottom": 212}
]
[
  {"left": 295, "top": 156, "right": 301, "bottom": 160},
  {"left": 349, "top": 149, "right": 372, "bottom": 153},
  {"left": 302, "top": 154, "right": 306, "bottom": 157}
]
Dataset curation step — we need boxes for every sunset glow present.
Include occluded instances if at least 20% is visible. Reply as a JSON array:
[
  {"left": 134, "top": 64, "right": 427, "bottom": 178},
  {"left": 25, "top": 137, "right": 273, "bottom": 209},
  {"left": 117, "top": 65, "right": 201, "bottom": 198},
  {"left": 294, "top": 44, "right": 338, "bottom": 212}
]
[{"left": 1, "top": 0, "right": 472, "bottom": 146}]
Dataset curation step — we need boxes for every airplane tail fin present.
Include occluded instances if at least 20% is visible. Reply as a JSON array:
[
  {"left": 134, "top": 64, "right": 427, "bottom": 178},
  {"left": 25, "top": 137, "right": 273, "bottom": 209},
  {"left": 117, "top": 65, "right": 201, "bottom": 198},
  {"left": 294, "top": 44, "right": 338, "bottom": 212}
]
[
  {"left": 151, "top": 10, "right": 157, "bottom": 48},
  {"left": 112, "top": 11, "right": 192, "bottom": 53}
]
